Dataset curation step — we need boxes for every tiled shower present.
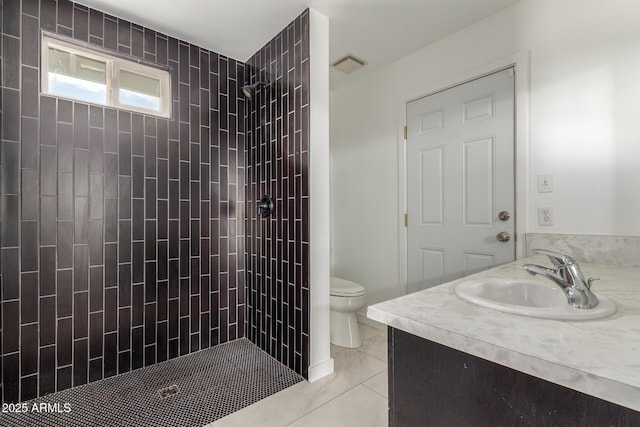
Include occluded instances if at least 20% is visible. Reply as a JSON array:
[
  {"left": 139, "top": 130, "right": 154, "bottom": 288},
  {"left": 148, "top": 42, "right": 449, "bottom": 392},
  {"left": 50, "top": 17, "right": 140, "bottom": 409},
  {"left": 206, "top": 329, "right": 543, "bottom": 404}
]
[
  {"left": 0, "top": 0, "right": 310, "bottom": 404},
  {"left": 245, "top": 14, "right": 310, "bottom": 377}
]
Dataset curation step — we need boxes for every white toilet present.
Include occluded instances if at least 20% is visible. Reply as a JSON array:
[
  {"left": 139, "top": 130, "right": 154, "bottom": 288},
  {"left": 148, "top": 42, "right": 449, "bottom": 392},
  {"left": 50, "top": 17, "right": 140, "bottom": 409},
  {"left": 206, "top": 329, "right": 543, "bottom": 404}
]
[{"left": 330, "top": 277, "right": 366, "bottom": 348}]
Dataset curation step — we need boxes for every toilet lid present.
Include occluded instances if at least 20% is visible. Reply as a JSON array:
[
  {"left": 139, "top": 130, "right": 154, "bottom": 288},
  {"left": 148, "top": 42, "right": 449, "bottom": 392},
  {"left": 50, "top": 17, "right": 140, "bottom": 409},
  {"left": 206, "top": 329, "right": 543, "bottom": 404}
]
[{"left": 330, "top": 277, "right": 365, "bottom": 297}]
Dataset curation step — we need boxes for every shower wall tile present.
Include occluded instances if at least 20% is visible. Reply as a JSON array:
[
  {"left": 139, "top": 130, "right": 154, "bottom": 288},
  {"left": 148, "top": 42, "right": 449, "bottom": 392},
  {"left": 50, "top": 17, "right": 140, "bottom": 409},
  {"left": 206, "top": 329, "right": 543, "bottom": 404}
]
[
  {"left": 245, "top": 10, "right": 310, "bottom": 378},
  {"left": 1, "top": 0, "right": 245, "bottom": 403}
]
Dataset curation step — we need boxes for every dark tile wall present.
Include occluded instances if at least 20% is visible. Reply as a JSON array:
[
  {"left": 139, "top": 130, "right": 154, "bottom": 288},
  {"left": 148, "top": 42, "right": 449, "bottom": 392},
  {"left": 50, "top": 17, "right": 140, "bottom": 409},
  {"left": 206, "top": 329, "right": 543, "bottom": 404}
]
[
  {"left": 1, "top": 0, "right": 246, "bottom": 403},
  {"left": 244, "top": 10, "right": 310, "bottom": 377}
]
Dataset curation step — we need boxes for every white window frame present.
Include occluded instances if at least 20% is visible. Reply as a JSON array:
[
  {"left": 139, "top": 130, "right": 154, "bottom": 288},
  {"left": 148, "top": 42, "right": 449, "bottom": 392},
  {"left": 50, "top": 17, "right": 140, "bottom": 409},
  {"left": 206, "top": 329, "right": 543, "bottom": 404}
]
[{"left": 42, "top": 33, "right": 172, "bottom": 118}]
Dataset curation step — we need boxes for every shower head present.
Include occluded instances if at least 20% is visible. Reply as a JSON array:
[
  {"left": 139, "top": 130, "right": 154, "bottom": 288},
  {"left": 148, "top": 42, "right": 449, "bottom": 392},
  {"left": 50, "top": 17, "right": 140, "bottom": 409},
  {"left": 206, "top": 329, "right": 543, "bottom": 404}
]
[{"left": 241, "top": 80, "right": 269, "bottom": 100}]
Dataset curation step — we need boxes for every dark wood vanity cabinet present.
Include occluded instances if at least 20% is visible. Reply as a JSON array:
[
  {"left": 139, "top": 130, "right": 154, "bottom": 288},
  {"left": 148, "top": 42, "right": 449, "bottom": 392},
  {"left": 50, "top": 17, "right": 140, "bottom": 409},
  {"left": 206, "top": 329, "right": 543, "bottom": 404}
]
[{"left": 388, "top": 328, "right": 640, "bottom": 427}]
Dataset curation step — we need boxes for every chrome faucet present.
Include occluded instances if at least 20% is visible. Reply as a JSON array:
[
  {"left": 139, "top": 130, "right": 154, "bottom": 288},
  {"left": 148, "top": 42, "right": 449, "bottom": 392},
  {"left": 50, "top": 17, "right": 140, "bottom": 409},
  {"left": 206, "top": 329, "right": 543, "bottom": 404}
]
[{"left": 523, "top": 249, "right": 600, "bottom": 309}]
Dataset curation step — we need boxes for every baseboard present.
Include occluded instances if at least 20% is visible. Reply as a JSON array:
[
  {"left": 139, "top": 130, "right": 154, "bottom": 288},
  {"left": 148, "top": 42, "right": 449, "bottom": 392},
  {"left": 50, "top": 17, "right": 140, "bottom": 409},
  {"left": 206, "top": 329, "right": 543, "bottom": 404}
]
[
  {"left": 357, "top": 311, "right": 385, "bottom": 330},
  {"left": 307, "top": 357, "right": 334, "bottom": 382}
]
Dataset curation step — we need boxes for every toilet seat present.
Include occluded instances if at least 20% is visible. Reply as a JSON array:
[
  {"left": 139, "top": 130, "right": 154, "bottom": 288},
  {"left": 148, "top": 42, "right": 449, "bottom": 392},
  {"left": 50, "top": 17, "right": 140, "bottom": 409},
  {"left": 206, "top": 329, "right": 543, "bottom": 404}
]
[{"left": 330, "top": 277, "right": 365, "bottom": 297}]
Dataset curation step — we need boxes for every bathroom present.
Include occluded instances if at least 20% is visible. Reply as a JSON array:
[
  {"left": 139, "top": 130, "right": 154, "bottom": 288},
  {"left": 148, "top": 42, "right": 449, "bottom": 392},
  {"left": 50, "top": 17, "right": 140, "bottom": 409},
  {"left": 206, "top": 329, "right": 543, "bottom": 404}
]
[{"left": 1, "top": 0, "right": 640, "bottom": 425}]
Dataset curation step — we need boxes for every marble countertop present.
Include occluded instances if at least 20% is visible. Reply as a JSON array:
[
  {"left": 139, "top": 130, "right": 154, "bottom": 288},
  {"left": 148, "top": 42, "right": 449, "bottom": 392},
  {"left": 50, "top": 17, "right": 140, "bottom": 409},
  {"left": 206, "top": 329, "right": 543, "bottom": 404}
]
[{"left": 367, "top": 256, "right": 640, "bottom": 411}]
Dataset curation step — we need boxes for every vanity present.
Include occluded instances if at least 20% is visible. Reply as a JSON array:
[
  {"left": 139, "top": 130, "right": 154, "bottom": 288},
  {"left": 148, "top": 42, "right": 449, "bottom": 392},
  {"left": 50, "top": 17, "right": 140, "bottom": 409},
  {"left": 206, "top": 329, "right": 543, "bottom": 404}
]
[{"left": 368, "top": 255, "right": 640, "bottom": 426}]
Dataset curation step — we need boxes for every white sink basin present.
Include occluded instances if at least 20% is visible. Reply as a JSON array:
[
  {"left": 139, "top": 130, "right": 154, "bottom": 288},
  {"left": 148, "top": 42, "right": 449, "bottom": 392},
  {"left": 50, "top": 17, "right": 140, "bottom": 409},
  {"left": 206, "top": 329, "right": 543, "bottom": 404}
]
[{"left": 454, "top": 279, "right": 616, "bottom": 320}]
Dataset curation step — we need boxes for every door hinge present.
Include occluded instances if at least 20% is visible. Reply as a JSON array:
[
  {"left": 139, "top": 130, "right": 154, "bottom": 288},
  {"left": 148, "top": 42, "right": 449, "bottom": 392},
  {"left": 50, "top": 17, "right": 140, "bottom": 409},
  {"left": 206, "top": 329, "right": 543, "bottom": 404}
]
[
  {"left": 404, "top": 213, "right": 408, "bottom": 227},
  {"left": 403, "top": 126, "right": 407, "bottom": 140}
]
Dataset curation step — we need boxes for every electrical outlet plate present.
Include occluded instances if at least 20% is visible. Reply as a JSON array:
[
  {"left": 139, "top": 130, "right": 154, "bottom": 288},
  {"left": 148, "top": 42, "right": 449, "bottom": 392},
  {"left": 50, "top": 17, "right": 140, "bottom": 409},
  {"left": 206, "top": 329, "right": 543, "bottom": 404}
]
[
  {"left": 538, "top": 207, "right": 553, "bottom": 226},
  {"left": 538, "top": 175, "right": 553, "bottom": 193}
]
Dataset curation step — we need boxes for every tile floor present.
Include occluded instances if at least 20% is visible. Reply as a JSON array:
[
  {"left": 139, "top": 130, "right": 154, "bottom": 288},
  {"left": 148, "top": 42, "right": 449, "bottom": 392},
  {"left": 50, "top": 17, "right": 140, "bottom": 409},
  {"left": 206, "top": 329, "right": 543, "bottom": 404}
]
[
  {"left": 0, "top": 324, "right": 387, "bottom": 427},
  {"left": 0, "top": 339, "right": 303, "bottom": 427},
  {"left": 210, "top": 323, "right": 389, "bottom": 427}
]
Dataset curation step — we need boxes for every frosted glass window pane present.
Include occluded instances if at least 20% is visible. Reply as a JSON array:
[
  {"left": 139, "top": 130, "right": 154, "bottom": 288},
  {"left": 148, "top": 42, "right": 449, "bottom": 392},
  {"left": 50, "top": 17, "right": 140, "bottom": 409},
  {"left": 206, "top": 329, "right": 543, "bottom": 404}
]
[
  {"left": 42, "top": 34, "right": 171, "bottom": 117},
  {"left": 119, "top": 69, "right": 161, "bottom": 111},
  {"left": 47, "top": 47, "right": 107, "bottom": 104}
]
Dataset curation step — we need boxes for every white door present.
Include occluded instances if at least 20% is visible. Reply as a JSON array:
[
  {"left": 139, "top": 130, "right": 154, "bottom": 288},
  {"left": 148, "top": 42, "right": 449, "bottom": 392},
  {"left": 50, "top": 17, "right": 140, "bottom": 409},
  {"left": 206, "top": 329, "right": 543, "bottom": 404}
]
[{"left": 407, "top": 69, "right": 515, "bottom": 293}]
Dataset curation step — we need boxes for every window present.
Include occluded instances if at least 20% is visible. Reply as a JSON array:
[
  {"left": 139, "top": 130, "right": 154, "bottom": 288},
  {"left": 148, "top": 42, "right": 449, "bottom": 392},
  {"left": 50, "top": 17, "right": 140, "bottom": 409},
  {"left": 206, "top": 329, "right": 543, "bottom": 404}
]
[{"left": 42, "top": 34, "right": 171, "bottom": 118}]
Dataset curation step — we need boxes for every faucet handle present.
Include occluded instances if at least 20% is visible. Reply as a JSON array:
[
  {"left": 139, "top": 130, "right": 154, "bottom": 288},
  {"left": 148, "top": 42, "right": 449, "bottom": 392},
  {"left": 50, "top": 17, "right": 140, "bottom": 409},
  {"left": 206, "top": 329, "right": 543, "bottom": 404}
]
[
  {"left": 587, "top": 277, "right": 600, "bottom": 289},
  {"left": 532, "top": 249, "right": 576, "bottom": 267}
]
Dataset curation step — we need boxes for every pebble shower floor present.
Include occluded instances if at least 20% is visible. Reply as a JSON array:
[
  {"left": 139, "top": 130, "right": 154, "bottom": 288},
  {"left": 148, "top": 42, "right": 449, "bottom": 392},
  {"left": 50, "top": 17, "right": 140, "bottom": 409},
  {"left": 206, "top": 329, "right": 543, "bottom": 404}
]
[{"left": 0, "top": 339, "right": 303, "bottom": 426}]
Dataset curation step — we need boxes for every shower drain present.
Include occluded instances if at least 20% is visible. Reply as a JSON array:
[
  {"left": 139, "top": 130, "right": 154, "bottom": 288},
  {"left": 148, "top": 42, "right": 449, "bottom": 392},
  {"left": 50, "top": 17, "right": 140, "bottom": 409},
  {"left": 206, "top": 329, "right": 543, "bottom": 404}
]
[{"left": 158, "top": 385, "right": 180, "bottom": 399}]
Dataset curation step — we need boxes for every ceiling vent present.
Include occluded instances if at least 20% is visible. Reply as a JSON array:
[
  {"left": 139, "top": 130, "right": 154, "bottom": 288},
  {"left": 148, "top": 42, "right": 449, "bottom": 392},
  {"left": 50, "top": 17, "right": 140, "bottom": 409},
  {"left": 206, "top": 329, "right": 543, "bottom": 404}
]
[{"left": 332, "top": 55, "right": 367, "bottom": 74}]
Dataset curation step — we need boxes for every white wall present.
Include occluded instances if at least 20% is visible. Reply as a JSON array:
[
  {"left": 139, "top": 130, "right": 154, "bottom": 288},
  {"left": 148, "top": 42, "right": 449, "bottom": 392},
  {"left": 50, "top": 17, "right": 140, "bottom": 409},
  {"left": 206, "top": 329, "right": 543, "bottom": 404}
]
[
  {"left": 308, "top": 9, "right": 334, "bottom": 382},
  {"left": 330, "top": 0, "right": 640, "bottom": 309}
]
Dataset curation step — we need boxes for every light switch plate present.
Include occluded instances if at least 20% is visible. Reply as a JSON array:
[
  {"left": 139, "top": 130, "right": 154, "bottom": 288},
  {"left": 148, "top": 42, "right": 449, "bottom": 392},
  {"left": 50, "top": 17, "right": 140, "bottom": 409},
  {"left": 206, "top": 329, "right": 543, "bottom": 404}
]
[{"left": 538, "top": 175, "right": 553, "bottom": 193}]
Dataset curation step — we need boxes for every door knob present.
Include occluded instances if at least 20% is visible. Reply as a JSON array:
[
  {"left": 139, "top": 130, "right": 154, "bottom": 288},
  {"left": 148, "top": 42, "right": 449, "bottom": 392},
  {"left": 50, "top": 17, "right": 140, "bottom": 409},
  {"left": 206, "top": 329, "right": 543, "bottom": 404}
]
[
  {"left": 498, "top": 211, "right": 510, "bottom": 221},
  {"left": 496, "top": 231, "right": 510, "bottom": 242}
]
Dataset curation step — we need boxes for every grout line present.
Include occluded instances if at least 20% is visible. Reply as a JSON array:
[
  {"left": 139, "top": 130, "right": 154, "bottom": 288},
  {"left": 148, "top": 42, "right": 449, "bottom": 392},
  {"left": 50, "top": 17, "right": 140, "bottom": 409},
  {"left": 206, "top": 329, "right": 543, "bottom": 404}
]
[{"left": 360, "top": 370, "right": 389, "bottom": 400}]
